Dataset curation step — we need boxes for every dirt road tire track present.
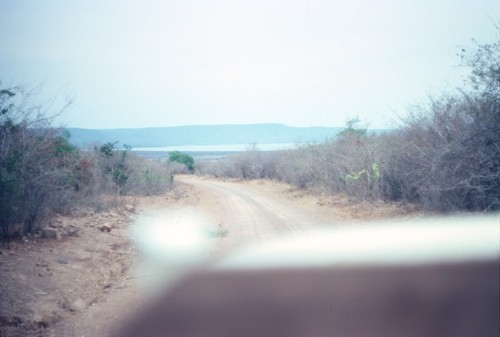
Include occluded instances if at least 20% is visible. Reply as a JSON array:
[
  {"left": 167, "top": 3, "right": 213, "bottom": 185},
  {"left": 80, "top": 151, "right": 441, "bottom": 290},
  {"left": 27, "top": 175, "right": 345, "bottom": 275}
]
[{"left": 179, "top": 177, "right": 337, "bottom": 258}]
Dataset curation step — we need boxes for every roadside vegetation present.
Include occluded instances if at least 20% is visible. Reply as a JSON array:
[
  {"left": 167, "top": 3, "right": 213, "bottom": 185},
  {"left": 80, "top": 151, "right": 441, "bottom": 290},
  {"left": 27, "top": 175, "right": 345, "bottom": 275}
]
[
  {"left": 169, "top": 151, "right": 195, "bottom": 173},
  {"left": 197, "top": 33, "right": 499, "bottom": 212},
  {"left": 1, "top": 33, "right": 497, "bottom": 241},
  {"left": 0, "top": 87, "right": 176, "bottom": 241}
]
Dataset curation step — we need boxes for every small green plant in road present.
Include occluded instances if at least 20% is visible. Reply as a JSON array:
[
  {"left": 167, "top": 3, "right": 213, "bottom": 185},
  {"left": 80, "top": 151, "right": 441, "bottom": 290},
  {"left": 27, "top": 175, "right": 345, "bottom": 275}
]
[{"left": 210, "top": 224, "right": 229, "bottom": 238}]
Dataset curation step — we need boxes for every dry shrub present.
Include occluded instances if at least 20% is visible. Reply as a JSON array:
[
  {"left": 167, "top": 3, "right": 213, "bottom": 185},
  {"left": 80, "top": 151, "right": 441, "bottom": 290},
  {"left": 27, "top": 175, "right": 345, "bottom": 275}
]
[
  {"left": 0, "top": 85, "right": 176, "bottom": 241},
  {"left": 387, "top": 93, "right": 499, "bottom": 211},
  {"left": 0, "top": 85, "right": 76, "bottom": 239},
  {"left": 198, "top": 32, "right": 499, "bottom": 212},
  {"left": 124, "top": 155, "right": 174, "bottom": 196},
  {"left": 385, "top": 32, "right": 500, "bottom": 211}
]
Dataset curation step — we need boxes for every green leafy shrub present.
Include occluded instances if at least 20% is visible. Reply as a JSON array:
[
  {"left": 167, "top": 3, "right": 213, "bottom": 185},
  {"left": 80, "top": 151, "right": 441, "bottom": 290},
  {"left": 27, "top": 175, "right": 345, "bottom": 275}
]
[{"left": 169, "top": 151, "right": 195, "bottom": 172}]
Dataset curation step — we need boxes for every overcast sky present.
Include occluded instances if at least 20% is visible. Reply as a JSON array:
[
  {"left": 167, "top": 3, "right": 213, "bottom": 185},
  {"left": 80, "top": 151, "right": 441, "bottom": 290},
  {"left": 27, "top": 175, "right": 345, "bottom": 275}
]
[{"left": 0, "top": 0, "right": 498, "bottom": 129}]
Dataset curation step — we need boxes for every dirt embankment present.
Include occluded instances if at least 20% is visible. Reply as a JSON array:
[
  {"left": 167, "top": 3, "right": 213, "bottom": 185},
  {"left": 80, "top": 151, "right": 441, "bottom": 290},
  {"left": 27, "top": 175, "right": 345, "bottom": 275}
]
[{"left": 0, "top": 177, "right": 420, "bottom": 337}]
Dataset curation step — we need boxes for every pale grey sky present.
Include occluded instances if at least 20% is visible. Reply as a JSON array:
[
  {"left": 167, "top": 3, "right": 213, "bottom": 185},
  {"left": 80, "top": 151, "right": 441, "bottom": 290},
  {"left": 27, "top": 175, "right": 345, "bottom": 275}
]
[{"left": 0, "top": 0, "right": 498, "bottom": 129}]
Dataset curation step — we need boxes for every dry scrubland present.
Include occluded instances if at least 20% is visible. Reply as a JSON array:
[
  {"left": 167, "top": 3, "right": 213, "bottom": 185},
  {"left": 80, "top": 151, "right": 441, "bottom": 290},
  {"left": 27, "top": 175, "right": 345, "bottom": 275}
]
[
  {"left": 1, "top": 34, "right": 499, "bottom": 242},
  {"left": 0, "top": 177, "right": 421, "bottom": 336},
  {"left": 0, "top": 33, "right": 498, "bottom": 336},
  {"left": 0, "top": 115, "right": 177, "bottom": 241},
  {"left": 198, "top": 37, "right": 499, "bottom": 212}
]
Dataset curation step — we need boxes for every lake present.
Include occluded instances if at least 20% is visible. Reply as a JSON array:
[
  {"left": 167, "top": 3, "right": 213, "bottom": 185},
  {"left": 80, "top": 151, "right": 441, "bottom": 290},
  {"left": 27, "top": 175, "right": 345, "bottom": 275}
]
[
  {"left": 131, "top": 143, "right": 297, "bottom": 160},
  {"left": 132, "top": 143, "right": 296, "bottom": 152}
]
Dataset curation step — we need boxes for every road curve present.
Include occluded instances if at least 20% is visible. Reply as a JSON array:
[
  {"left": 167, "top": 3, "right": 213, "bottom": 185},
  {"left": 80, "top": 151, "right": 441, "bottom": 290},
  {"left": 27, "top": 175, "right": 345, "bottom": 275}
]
[{"left": 177, "top": 176, "right": 333, "bottom": 256}]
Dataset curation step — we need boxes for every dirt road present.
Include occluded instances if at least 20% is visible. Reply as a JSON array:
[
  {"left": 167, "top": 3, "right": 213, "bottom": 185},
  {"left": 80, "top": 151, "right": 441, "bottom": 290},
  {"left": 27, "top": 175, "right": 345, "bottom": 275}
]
[
  {"left": 0, "top": 176, "right": 414, "bottom": 336},
  {"left": 178, "top": 176, "right": 338, "bottom": 257},
  {"left": 119, "top": 177, "right": 499, "bottom": 337},
  {"left": 53, "top": 177, "right": 347, "bottom": 337}
]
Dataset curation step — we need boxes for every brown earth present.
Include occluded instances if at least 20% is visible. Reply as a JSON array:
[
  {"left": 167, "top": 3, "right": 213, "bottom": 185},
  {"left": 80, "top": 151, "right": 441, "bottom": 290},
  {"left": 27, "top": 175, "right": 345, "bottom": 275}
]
[{"left": 0, "top": 176, "right": 422, "bottom": 337}]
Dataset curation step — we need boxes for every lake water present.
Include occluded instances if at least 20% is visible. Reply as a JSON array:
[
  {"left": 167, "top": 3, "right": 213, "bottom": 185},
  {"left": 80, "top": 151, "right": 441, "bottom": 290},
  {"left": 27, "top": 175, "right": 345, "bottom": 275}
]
[{"left": 132, "top": 143, "right": 297, "bottom": 153}]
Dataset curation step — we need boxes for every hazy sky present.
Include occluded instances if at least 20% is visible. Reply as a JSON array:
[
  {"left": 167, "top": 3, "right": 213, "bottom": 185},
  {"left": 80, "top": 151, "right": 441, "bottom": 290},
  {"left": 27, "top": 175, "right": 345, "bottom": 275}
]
[{"left": 0, "top": 0, "right": 498, "bottom": 129}]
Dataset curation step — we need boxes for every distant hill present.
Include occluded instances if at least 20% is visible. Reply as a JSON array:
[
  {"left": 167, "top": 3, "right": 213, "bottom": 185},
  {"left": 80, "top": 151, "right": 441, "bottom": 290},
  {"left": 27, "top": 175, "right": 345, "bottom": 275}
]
[{"left": 65, "top": 124, "right": 345, "bottom": 148}]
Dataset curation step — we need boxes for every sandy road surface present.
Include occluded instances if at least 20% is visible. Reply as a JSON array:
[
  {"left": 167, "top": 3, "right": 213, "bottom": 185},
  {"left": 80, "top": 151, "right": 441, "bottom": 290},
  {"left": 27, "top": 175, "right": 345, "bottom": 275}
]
[
  {"left": 52, "top": 177, "right": 349, "bottom": 337},
  {"left": 1, "top": 176, "right": 413, "bottom": 337},
  {"left": 119, "top": 178, "right": 499, "bottom": 337},
  {"left": 179, "top": 176, "right": 339, "bottom": 257}
]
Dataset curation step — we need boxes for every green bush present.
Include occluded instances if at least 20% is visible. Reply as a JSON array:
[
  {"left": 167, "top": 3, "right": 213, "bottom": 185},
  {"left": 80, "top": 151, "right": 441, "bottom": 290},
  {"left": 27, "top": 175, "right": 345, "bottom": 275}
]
[
  {"left": 94, "top": 142, "right": 174, "bottom": 195},
  {"left": 169, "top": 151, "right": 195, "bottom": 172}
]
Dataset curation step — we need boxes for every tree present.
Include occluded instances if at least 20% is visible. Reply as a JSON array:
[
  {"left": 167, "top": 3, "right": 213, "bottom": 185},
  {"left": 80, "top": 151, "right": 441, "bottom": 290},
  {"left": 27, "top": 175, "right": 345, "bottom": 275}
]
[
  {"left": 337, "top": 117, "right": 367, "bottom": 139},
  {"left": 169, "top": 151, "right": 195, "bottom": 172}
]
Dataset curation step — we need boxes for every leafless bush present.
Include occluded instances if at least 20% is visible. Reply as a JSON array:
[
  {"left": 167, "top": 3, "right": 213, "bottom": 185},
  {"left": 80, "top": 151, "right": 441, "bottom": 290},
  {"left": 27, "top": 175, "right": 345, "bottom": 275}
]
[
  {"left": 386, "top": 92, "right": 499, "bottom": 210},
  {"left": 169, "top": 161, "right": 193, "bottom": 175},
  {"left": 269, "top": 146, "right": 317, "bottom": 189},
  {"left": 91, "top": 143, "right": 175, "bottom": 197},
  {"left": 197, "top": 32, "right": 499, "bottom": 212},
  {"left": 125, "top": 155, "right": 174, "bottom": 196},
  {"left": 196, "top": 93, "right": 498, "bottom": 211},
  {"left": 260, "top": 124, "right": 386, "bottom": 200},
  {"left": 0, "top": 84, "right": 76, "bottom": 239},
  {"left": 0, "top": 84, "right": 178, "bottom": 241},
  {"left": 198, "top": 150, "right": 268, "bottom": 179},
  {"left": 195, "top": 159, "right": 224, "bottom": 177},
  {"left": 197, "top": 136, "right": 387, "bottom": 200},
  {"left": 383, "top": 32, "right": 500, "bottom": 211}
]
